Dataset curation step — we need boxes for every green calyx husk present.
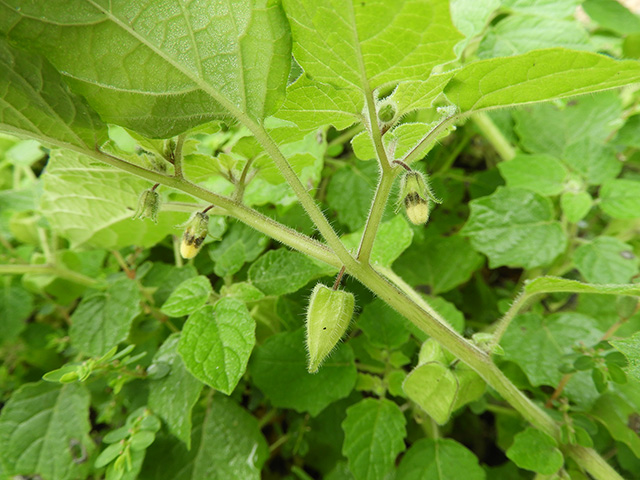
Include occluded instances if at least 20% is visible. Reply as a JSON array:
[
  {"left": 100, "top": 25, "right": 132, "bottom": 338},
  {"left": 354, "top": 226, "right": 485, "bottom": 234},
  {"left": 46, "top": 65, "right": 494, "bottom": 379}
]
[
  {"left": 180, "top": 211, "right": 209, "bottom": 259},
  {"left": 398, "top": 170, "right": 441, "bottom": 225},
  {"left": 306, "top": 284, "right": 355, "bottom": 373}
]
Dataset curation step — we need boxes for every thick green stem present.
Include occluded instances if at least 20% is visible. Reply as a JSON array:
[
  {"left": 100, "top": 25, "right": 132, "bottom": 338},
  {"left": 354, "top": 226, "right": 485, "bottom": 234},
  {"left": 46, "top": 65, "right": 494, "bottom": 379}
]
[
  {"left": 0, "top": 264, "right": 100, "bottom": 287},
  {"left": 356, "top": 171, "right": 395, "bottom": 263},
  {"left": 472, "top": 112, "right": 516, "bottom": 162},
  {"left": 246, "top": 122, "right": 355, "bottom": 266}
]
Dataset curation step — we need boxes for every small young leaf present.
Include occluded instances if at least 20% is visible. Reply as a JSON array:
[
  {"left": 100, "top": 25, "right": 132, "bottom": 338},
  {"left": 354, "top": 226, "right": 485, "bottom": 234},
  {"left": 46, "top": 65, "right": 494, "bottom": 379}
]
[
  {"left": 342, "top": 398, "right": 406, "bottom": 480},
  {"left": 574, "top": 236, "right": 639, "bottom": 284},
  {"left": 506, "top": 428, "right": 564, "bottom": 475},
  {"left": 396, "top": 438, "right": 485, "bottom": 480},
  {"left": 403, "top": 362, "right": 458, "bottom": 425},
  {"left": 178, "top": 300, "right": 255, "bottom": 395},
  {"left": 160, "top": 276, "right": 213, "bottom": 317},
  {"left": 600, "top": 179, "right": 640, "bottom": 219},
  {"left": 561, "top": 191, "right": 593, "bottom": 223}
]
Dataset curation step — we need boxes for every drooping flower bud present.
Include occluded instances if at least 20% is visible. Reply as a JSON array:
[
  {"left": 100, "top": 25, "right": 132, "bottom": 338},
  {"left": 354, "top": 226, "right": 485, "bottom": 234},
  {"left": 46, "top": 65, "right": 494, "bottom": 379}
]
[
  {"left": 180, "top": 211, "right": 209, "bottom": 259},
  {"left": 133, "top": 189, "right": 160, "bottom": 223},
  {"left": 398, "top": 170, "right": 441, "bottom": 225},
  {"left": 306, "top": 284, "right": 355, "bottom": 373}
]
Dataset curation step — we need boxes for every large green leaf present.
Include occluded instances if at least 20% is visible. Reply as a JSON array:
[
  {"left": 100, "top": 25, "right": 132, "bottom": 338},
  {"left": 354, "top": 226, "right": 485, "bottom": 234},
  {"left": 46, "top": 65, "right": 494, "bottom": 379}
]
[
  {"left": 461, "top": 187, "right": 567, "bottom": 269},
  {"left": 178, "top": 299, "right": 255, "bottom": 395},
  {"left": 0, "top": 38, "right": 107, "bottom": 148},
  {"left": 40, "top": 150, "right": 184, "bottom": 248},
  {"left": 0, "top": 0, "right": 291, "bottom": 138},
  {"left": 342, "top": 398, "right": 406, "bottom": 480},
  {"left": 141, "top": 396, "right": 269, "bottom": 480},
  {"left": 444, "top": 48, "right": 640, "bottom": 113},
  {"left": 0, "top": 382, "right": 93, "bottom": 480},
  {"left": 69, "top": 277, "right": 142, "bottom": 357},
  {"left": 148, "top": 334, "right": 203, "bottom": 448}
]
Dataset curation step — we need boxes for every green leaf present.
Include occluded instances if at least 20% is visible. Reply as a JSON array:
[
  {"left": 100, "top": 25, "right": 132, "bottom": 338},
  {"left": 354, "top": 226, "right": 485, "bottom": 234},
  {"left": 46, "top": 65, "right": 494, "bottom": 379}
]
[
  {"left": 497, "top": 153, "right": 568, "bottom": 196},
  {"left": 283, "top": 0, "right": 461, "bottom": 91},
  {"left": 561, "top": 191, "right": 593, "bottom": 223},
  {"left": 69, "top": 277, "right": 142, "bottom": 357},
  {"left": 209, "top": 221, "right": 269, "bottom": 277},
  {"left": 40, "top": 150, "right": 184, "bottom": 248},
  {"left": 0, "top": 283, "right": 34, "bottom": 344},
  {"left": 600, "top": 179, "right": 640, "bottom": 219},
  {"left": 393, "top": 233, "right": 483, "bottom": 294},
  {"left": 512, "top": 94, "right": 623, "bottom": 186},
  {"left": 342, "top": 398, "right": 406, "bottom": 480},
  {"left": 0, "top": 38, "right": 106, "bottom": 148},
  {"left": 326, "top": 159, "right": 379, "bottom": 231},
  {"left": 160, "top": 276, "right": 213, "bottom": 317},
  {"left": 148, "top": 334, "right": 203, "bottom": 448},
  {"left": 220, "top": 282, "right": 265, "bottom": 303},
  {"left": 276, "top": 75, "right": 361, "bottom": 131},
  {"left": 403, "top": 362, "right": 458, "bottom": 425},
  {"left": 142, "top": 263, "right": 197, "bottom": 306},
  {"left": 0, "top": 382, "right": 93, "bottom": 480},
  {"left": 450, "top": 0, "right": 500, "bottom": 56},
  {"left": 392, "top": 72, "right": 457, "bottom": 115},
  {"left": 583, "top": 0, "right": 640, "bottom": 35},
  {"left": 524, "top": 276, "right": 640, "bottom": 297},
  {"left": 590, "top": 394, "right": 640, "bottom": 457},
  {"left": 501, "top": 312, "right": 603, "bottom": 386},
  {"left": 461, "top": 187, "right": 567, "bottom": 269},
  {"left": 611, "top": 332, "right": 640, "bottom": 383},
  {"left": 396, "top": 438, "right": 485, "bottom": 480},
  {"left": 141, "top": 396, "right": 268, "bottom": 480},
  {"left": 178, "top": 300, "right": 255, "bottom": 395},
  {"left": 444, "top": 48, "right": 640, "bottom": 113},
  {"left": 249, "top": 249, "right": 332, "bottom": 297},
  {"left": 615, "top": 114, "right": 640, "bottom": 149},
  {"left": 341, "top": 216, "right": 414, "bottom": 267},
  {"left": 574, "top": 236, "right": 639, "bottom": 284},
  {"left": 250, "top": 329, "right": 357, "bottom": 416},
  {"left": 358, "top": 299, "right": 410, "bottom": 349},
  {"left": 506, "top": 428, "right": 564, "bottom": 475},
  {"left": 478, "top": 15, "right": 590, "bottom": 59},
  {"left": 0, "top": 0, "right": 292, "bottom": 138}
]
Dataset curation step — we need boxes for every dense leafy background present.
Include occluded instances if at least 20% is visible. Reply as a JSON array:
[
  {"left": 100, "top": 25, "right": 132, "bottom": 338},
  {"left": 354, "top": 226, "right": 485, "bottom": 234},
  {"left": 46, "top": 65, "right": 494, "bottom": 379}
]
[{"left": 2, "top": 1, "right": 640, "bottom": 479}]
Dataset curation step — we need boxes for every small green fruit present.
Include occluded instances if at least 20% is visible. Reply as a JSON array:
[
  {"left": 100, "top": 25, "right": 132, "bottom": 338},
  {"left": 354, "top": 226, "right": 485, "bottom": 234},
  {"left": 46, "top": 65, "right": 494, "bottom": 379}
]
[
  {"left": 306, "top": 284, "right": 355, "bottom": 373},
  {"left": 180, "top": 211, "right": 209, "bottom": 259}
]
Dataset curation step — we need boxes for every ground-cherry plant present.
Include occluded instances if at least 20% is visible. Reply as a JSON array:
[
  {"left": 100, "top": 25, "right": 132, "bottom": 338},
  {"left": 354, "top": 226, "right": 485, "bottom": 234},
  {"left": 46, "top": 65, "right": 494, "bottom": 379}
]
[{"left": 2, "top": 1, "right": 640, "bottom": 479}]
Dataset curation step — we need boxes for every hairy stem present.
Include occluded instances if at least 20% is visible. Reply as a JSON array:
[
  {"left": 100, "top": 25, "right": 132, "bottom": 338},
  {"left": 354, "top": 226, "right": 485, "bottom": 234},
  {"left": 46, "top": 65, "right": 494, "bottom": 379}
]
[{"left": 356, "top": 171, "right": 395, "bottom": 263}]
